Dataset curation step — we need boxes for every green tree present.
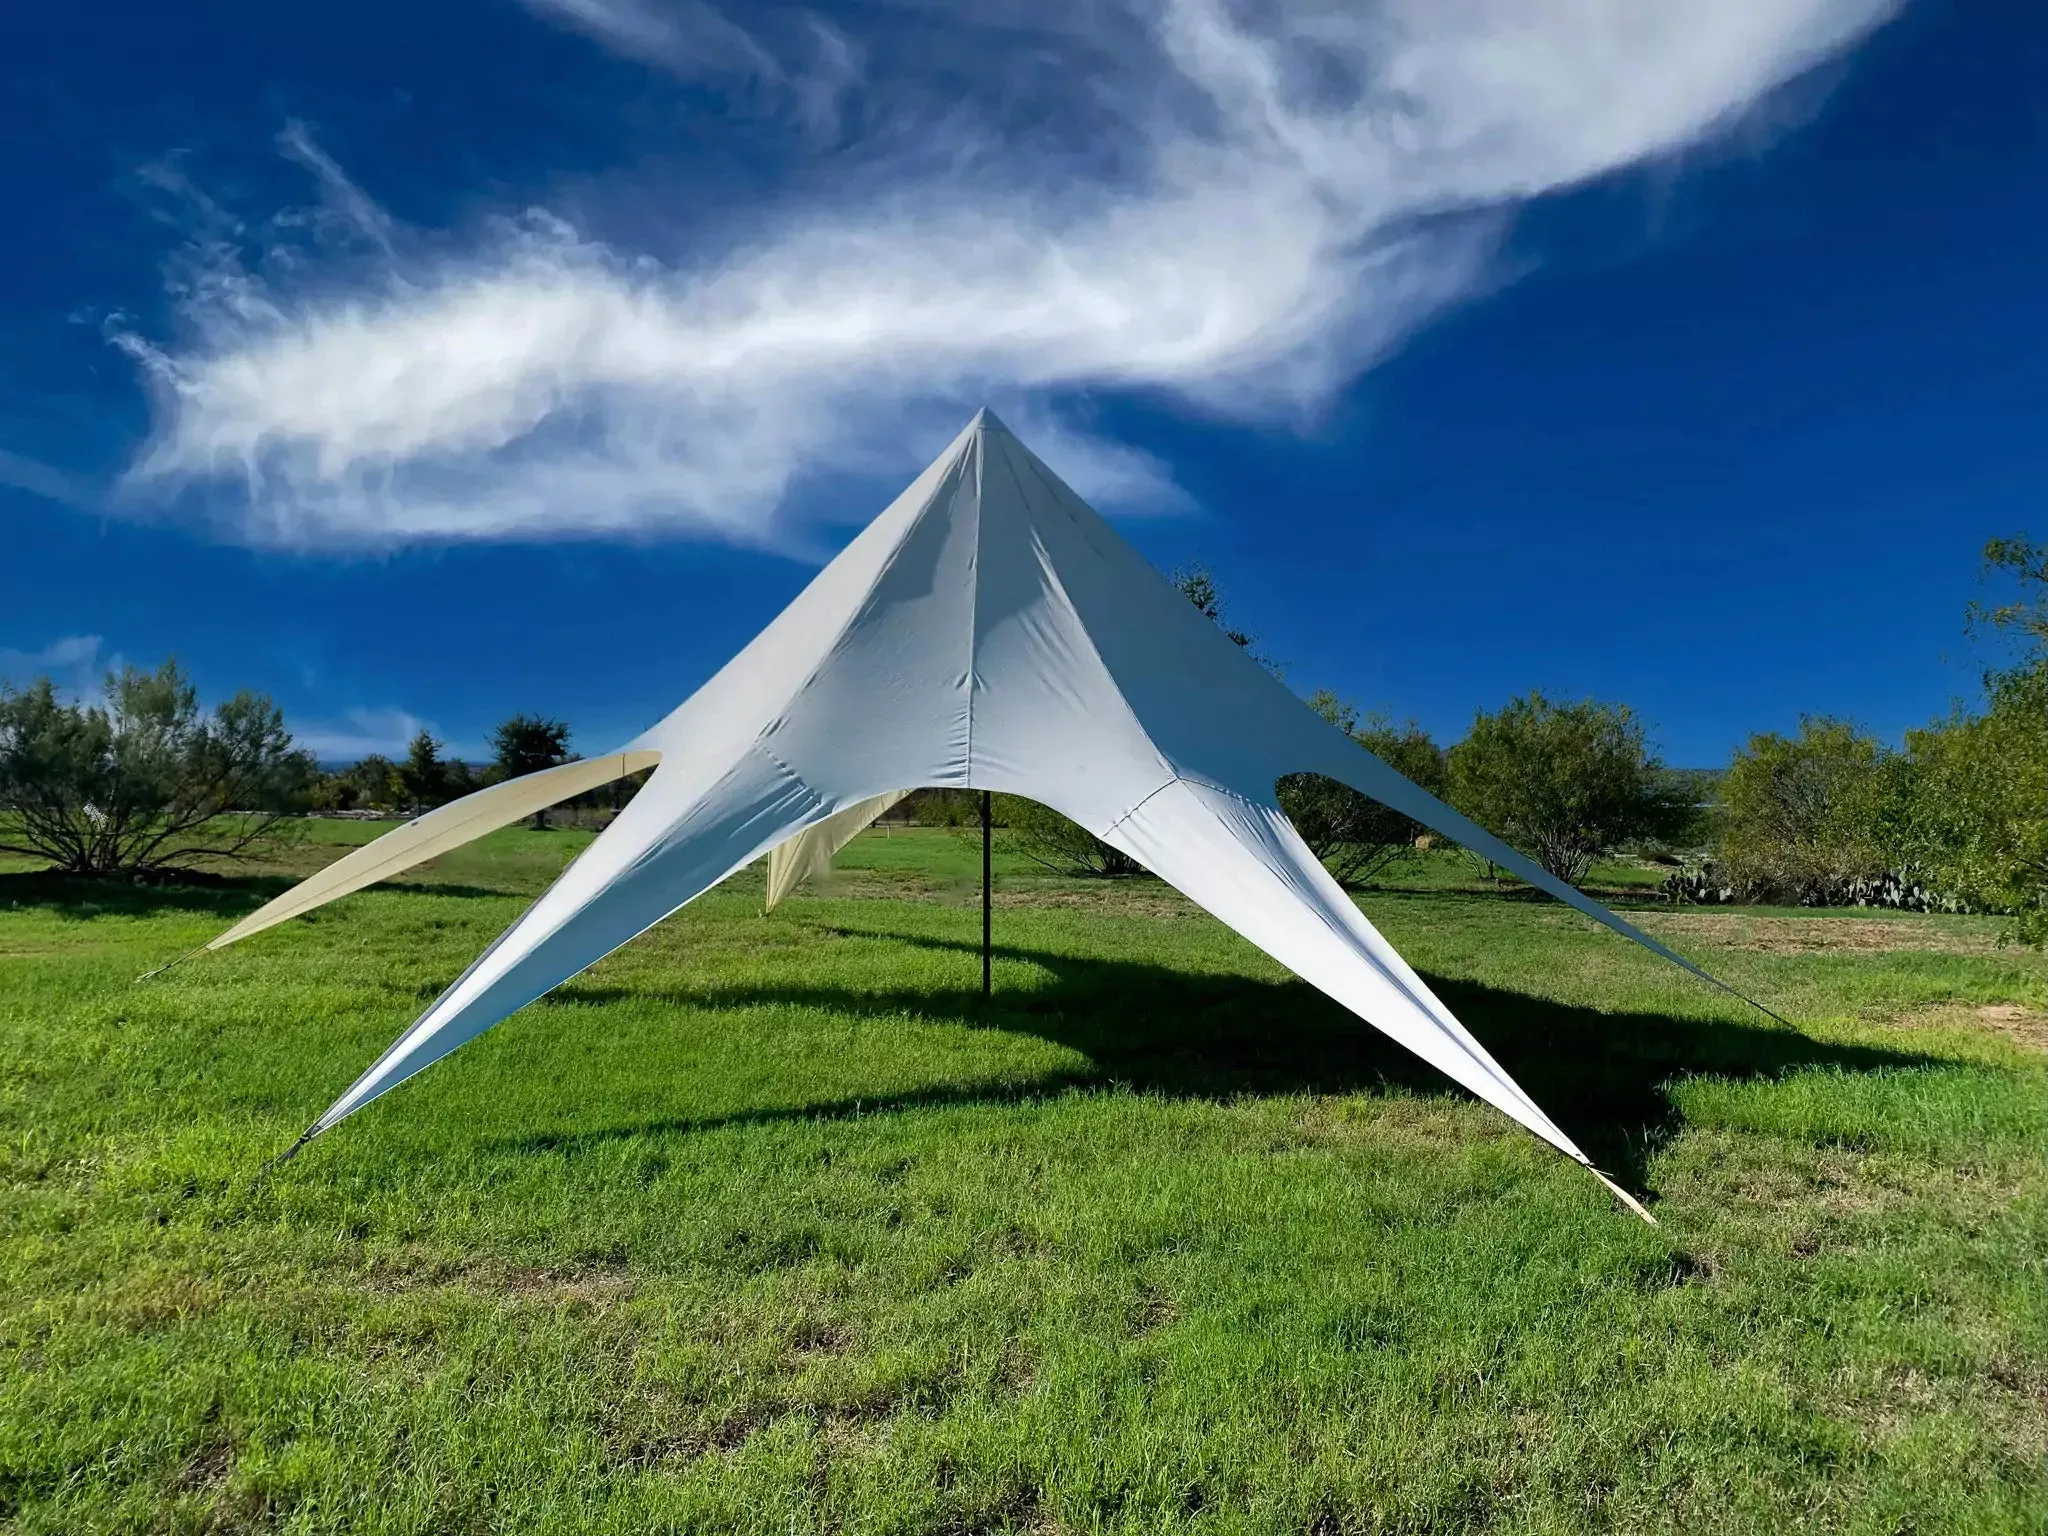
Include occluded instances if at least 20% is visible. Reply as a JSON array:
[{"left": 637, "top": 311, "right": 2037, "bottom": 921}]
[
  {"left": 1277, "top": 691, "right": 1446, "bottom": 885},
  {"left": 344, "top": 755, "right": 404, "bottom": 812},
  {"left": 1171, "top": 565, "right": 1445, "bottom": 884},
  {"left": 1717, "top": 718, "right": 1911, "bottom": 904},
  {"left": 1000, "top": 794, "right": 1144, "bottom": 878},
  {"left": 1446, "top": 692, "right": 1683, "bottom": 885},
  {"left": 399, "top": 729, "right": 451, "bottom": 812},
  {"left": 1966, "top": 534, "right": 2047, "bottom": 654},
  {"left": 0, "top": 660, "right": 314, "bottom": 877},
  {"left": 1907, "top": 535, "right": 2048, "bottom": 944},
  {"left": 1907, "top": 672, "right": 2047, "bottom": 944},
  {"left": 910, "top": 788, "right": 1137, "bottom": 878},
  {"left": 909, "top": 789, "right": 984, "bottom": 828},
  {"left": 306, "top": 768, "right": 358, "bottom": 813},
  {"left": 1170, "top": 565, "right": 1257, "bottom": 650},
  {"left": 489, "top": 714, "right": 575, "bottom": 827},
  {"left": 1655, "top": 767, "right": 1725, "bottom": 852}
]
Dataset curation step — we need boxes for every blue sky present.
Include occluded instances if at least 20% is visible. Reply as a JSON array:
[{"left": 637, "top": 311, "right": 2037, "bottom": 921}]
[{"left": 0, "top": 0, "right": 2038, "bottom": 766}]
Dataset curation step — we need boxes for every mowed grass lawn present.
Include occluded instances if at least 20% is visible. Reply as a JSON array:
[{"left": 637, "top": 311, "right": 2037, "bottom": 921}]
[{"left": 0, "top": 822, "right": 2042, "bottom": 1534}]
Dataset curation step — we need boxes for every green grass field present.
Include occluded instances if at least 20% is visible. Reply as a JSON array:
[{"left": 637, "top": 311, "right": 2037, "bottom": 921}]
[{"left": 1, "top": 823, "right": 2042, "bottom": 1534}]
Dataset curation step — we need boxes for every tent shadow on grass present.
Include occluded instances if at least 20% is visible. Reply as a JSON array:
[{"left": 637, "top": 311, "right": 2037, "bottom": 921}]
[
  {"left": 0, "top": 870, "right": 511, "bottom": 919},
  {"left": 0, "top": 870, "right": 306, "bottom": 920},
  {"left": 516, "top": 924, "right": 1941, "bottom": 1193}
]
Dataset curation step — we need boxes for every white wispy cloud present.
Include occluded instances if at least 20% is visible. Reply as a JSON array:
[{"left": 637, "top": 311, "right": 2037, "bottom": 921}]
[
  {"left": 292, "top": 706, "right": 449, "bottom": 762},
  {"left": 527, "top": 0, "right": 777, "bottom": 77},
  {"left": 274, "top": 119, "right": 398, "bottom": 256},
  {"left": 0, "top": 448, "right": 97, "bottom": 512},
  {"left": 520, "top": 0, "right": 861, "bottom": 139},
  {"left": 0, "top": 635, "right": 119, "bottom": 700},
  {"left": 114, "top": 0, "right": 1899, "bottom": 551}
]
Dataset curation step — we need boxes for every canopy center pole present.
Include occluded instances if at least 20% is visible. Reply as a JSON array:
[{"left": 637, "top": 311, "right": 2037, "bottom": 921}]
[{"left": 981, "top": 789, "right": 992, "bottom": 997}]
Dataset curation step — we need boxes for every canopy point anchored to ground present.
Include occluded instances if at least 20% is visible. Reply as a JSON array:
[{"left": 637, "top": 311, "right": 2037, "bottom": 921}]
[{"left": 207, "top": 409, "right": 1765, "bottom": 1219}]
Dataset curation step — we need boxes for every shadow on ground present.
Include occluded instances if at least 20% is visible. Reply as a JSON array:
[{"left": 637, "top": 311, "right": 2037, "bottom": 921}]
[
  {"left": 0, "top": 870, "right": 510, "bottom": 919},
  {"left": 514, "top": 922, "right": 1942, "bottom": 1192},
  {"left": 11, "top": 868, "right": 1943, "bottom": 1197},
  {"left": 0, "top": 870, "right": 303, "bottom": 919}
]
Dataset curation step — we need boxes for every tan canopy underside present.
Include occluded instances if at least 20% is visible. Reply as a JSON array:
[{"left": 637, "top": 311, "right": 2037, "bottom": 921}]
[
  {"left": 207, "top": 751, "right": 661, "bottom": 952},
  {"left": 763, "top": 789, "right": 911, "bottom": 911}
]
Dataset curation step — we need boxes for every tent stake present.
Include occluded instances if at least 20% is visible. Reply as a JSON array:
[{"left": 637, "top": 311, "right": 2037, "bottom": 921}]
[
  {"left": 1587, "top": 1165, "right": 1658, "bottom": 1225},
  {"left": 981, "top": 789, "right": 992, "bottom": 997},
  {"left": 266, "top": 1123, "right": 320, "bottom": 1172},
  {"left": 135, "top": 943, "right": 207, "bottom": 983}
]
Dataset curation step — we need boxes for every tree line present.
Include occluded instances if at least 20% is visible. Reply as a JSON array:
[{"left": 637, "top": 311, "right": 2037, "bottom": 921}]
[
  {"left": 1, "top": 539, "right": 2039, "bottom": 945},
  {"left": 319, "top": 715, "right": 577, "bottom": 820},
  {"left": 969, "top": 546, "right": 2043, "bottom": 948},
  {"left": 0, "top": 692, "right": 588, "bottom": 881},
  {"left": 1237, "top": 543, "right": 2042, "bottom": 946},
  {"left": 1702, "top": 536, "right": 2044, "bottom": 944}
]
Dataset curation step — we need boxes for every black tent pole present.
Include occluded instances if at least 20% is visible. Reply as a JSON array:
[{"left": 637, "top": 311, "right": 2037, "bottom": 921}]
[{"left": 981, "top": 789, "right": 992, "bottom": 997}]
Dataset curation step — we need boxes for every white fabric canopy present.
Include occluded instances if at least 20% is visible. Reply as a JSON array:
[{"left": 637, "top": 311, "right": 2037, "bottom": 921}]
[
  {"left": 204, "top": 751, "right": 660, "bottom": 953},
  {"left": 260, "top": 410, "right": 1746, "bottom": 1212},
  {"left": 763, "top": 789, "right": 911, "bottom": 911}
]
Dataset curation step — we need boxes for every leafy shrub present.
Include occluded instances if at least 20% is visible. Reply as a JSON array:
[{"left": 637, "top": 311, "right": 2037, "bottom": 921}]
[
  {"left": 339, "top": 754, "right": 404, "bottom": 812},
  {"left": 1906, "top": 666, "right": 2046, "bottom": 945},
  {"left": 1903, "top": 536, "right": 2048, "bottom": 945},
  {"left": 908, "top": 789, "right": 987, "bottom": 828},
  {"left": 0, "top": 661, "right": 314, "bottom": 876},
  {"left": 1000, "top": 794, "right": 1143, "bottom": 878},
  {"left": 904, "top": 789, "right": 1136, "bottom": 877},
  {"left": 1717, "top": 718, "right": 1916, "bottom": 905},
  {"left": 1277, "top": 691, "right": 1445, "bottom": 885},
  {"left": 1445, "top": 692, "right": 1685, "bottom": 885}
]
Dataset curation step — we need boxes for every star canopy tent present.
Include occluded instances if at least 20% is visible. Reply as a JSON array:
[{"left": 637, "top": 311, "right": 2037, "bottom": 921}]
[{"left": 216, "top": 410, "right": 1753, "bottom": 1216}]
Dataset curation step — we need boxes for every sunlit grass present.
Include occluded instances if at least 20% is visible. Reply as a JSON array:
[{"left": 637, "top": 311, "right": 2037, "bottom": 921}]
[{"left": 1, "top": 826, "right": 2041, "bottom": 1533}]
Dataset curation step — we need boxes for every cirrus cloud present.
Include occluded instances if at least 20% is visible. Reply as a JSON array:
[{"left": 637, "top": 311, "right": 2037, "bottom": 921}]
[
  {"left": 113, "top": 0, "right": 1900, "bottom": 552},
  {"left": 0, "top": 635, "right": 117, "bottom": 700},
  {"left": 291, "top": 706, "right": 461, "bottom": 763}
]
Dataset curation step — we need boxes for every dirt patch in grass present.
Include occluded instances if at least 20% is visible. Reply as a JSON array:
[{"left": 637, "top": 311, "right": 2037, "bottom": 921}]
[
  {"left": 613, "top": 1367, "right": 955, "bottom": 1473},
  {"left": 172, "top": 1440, "right": 234, "bottom": 1494},
  {"left": 1677, "top": 1141, "right": 2032, "bottom": 1235},
  {"left": 1127, "top": 1282, "right": 1180, "bottom": 1337},
  {"left": 167, "top": 1437, "right": 283, "bottom": 1533},
  {"left": 497, "top": 1265, "right": 637, "bottom": 1306},
  {"left": 1988, "top": 1353, "right": 2048, "bottom": 1421},
  {"left": 98, "top": 1271, "right": 226, "bottom": 1330},
  {"left": 1827, "top": 1360, "right": 2046, "bottom": 1465},
  {"left": 784, "top": 1316, "right": 857, "bottom": 1364},
  {"left": 615, "top": 1400, "right": 776, "bottom": 1470},
  {"left": 812, "top": 871, "right": 947, "bottom": 902},
  {"left": 990, "top": 885, "right": 1198, "bottom": 919},
  {"left": 358, "top": 1256, "right": 636, "bottom": 1308},
  {"left": 1639, "top": 913, "right": 2002, "bottom": 956},
  {"left": 1870, "top": 1003, "right": 2048, "bottom": 1051},
  {"left": 1958, "top": 1003, "right": 2045, "bottom": 1050},
  {"left": 1277, "top": 1096, "right": 1509, "bottom": 1156}
]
